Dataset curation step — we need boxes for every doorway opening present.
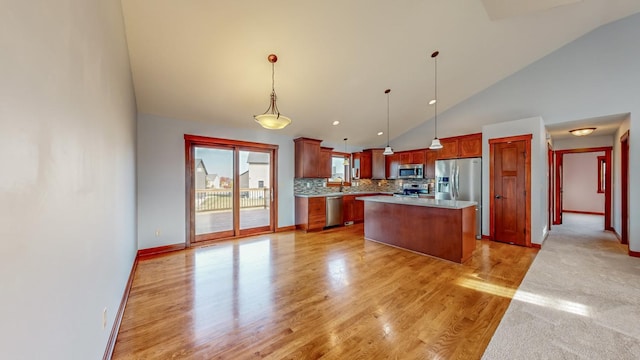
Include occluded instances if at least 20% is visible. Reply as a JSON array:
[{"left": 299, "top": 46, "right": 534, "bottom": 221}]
[
  {"left": 185, "top": 135, "right": 279, "bottom": 246},
  {"left": 553, "top": 147, "right": 612, "bottom": 231}
]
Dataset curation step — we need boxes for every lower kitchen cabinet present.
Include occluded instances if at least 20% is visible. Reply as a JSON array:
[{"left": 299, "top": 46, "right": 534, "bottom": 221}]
[
  {"left": 343, "top": 195, "right": 365, "bottom": 223},
  {"left": 295, "top": 196, "right": 326, "bottom": 231}
]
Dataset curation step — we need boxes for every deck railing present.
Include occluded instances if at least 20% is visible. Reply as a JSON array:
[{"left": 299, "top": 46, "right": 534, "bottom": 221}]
[{"left": 195, "top": 188, "right": 269, "bottom": 212}]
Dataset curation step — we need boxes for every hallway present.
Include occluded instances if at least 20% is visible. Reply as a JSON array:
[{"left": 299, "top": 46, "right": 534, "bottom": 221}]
[{"left": 483, "top": 213, "right": 640, "bottom": 359}]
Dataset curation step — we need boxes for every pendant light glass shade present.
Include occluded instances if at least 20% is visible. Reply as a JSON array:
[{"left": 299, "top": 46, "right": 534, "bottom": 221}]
[
  {"left": 383, "top": 89, "right": 393, "bottom": 155},
  {"left": 254, "top": 54, "right": 292, "bottom": 130},
  {"left": 428, "top": 50, "right": 442, "bottom": 150},
  {"left": 429, "top": 138, "right": 443, "bottom": 149}
]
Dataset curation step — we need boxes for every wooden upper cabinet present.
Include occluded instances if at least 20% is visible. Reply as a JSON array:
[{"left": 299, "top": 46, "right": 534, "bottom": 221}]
[
  {"left": 399, "top": 152, "right": 411, "bottom": 165},
  {"left": 434, "top": 133, "right": 482, "bottom": 159},
  {"left": 360, "top": 151, "right": 372, "bottom": 179},
  {"left": 294, "top": 137, "right": 322, "bottom": 178},
  {"left": 435, "top": 138, "right": 459, "bottom": 159},
  {"left": 386, "top": 153, "right": 400, "bottom": 179},
  {"left": 458, "top": 133, "right": 482, "bottom": 158},
  {"left": 319, "top": 147, "right": 333, "bottom": 178},
  {"left": 425, "top": 150, "right": 437, "bottom": 178},
  {"left": 410, "top": 150, "right": 425, "bottom": 165}
]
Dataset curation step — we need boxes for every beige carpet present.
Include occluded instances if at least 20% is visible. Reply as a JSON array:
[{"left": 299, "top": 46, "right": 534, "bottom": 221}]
[{"left": 482, "top": 213, "right": 640, "bottom": 359}]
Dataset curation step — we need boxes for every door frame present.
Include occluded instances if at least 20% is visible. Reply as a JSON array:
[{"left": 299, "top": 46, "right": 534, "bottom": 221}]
[
  {"left": 489, "top": 134, "right": 532, "bottom": 247},
  {"left": 184, "top": 134, "right": 279, "bottom": 247},
  {"left": 553, "top": 147, "right": 612, "bottom": 230},
  {"left": 620, "top": 131, "right": 629, "bottom": 245},
  {"left": 548, "top": 142, "right": 553, "bottom": 231}
]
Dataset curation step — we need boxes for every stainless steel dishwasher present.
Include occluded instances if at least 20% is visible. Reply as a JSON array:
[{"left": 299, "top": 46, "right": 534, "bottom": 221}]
[{"left": 325, "top": 195, "right": 343, "bottom": 227}]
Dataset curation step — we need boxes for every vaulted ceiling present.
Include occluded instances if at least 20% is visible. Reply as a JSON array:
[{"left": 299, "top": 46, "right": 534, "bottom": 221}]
[{"left": 121, "top": 0, "right": 640, "bottom": 148}]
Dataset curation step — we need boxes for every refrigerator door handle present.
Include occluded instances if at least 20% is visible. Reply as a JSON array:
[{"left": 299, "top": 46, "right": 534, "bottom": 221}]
[{"left": 454, "top": 165, "right": 460, "bottom": 199}]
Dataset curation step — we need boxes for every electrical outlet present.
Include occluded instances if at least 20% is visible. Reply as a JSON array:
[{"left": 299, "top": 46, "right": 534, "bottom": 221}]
[
  {"left": 155, "top": 230, "right": 161, "bottom": 237},
  {"left": 102, "top": 308, "right": 107, "bottom": 329}
]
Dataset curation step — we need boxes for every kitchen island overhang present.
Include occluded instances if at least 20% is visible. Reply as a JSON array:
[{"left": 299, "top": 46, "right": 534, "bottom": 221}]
[{"left": 357, "top": 196, "right": 477, "bottom": 263}]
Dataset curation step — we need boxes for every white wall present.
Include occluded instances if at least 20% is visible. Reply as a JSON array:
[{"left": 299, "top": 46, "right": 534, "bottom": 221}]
[
  {"left": 395, "top": 13, "right": 640, "bottom": 252},
  {"left": 482, "top": 117, "right": 548, "bottom": 245},
  {"left": 552, "top": 135, "right": 614, "bottom": 150},
  {"left": 137, "top": 114, "right": 295, "bottom": 249},
  {"left": 613, "top": 115, "right": 631, "bottom": 236},
  {"left": 563, "top": 152, "right": 605, "bottom": 213},
  {"left": 0, "top": 1, "right": 137, "bottom": 359}
]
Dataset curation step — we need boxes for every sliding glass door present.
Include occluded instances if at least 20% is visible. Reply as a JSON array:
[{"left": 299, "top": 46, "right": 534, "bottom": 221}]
[{"left": 186, "top": 135, "right": 278, "bottom": 244}]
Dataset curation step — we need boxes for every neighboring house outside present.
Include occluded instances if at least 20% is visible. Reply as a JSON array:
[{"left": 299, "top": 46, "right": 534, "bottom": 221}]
[
  {"left": 195, "top": 159, "right": 208, "bottom": 190},
  {"left": 246, "top": 152, "right": 270, "bottom": 190},
  {"left": 205, "top": 174, "right": 220, "bottom": 189}
]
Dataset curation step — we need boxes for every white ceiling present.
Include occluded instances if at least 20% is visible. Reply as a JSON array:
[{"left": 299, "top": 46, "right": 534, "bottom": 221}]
[{"left": 121, "top": 0, "right": 640, "bottom": 148}]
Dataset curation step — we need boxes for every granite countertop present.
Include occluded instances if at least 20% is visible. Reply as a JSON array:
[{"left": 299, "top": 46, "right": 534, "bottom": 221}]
[
  {"left": 295, "top": 191, "right": 392, "bottom": 198},
  {"left": 356, "top": 195, "right": 476, "bottom": 209}
]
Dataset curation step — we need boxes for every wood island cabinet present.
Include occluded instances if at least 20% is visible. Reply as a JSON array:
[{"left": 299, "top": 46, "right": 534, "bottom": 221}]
[{"left": 295, "top": 196, "right": 326, "bottom": 231}]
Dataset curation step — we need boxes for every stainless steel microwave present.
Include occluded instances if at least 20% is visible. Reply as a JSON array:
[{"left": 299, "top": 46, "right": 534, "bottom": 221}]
[{"left": 398, "top": 164, "right": 424, "bottom": 179}]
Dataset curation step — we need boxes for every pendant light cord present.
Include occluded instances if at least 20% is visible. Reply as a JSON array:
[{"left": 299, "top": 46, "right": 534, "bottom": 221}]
[
  {"left": 387, "top": 93, "right": 390, "bottom": 146},
  {"left": 434, "top": 53, "right": 438, "bottom": 138},
  {"left": 385, "top": 89, "right": 391, "bottom": 147}
]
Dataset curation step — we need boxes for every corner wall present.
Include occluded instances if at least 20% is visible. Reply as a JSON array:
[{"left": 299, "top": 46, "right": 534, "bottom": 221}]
[
  {"left": 0, "top": 1, "right": 137, "bottom": 358},
  {"left": 482, "top": 117, "right": 548, "bottom": 245}
]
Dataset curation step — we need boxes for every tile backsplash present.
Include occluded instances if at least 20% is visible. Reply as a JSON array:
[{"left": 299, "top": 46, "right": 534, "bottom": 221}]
[{"left": 294, "top": 178, "right": 435, "bottom": 195}]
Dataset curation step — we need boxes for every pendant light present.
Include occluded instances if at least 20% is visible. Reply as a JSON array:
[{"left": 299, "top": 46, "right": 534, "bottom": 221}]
[
  {"left": 383, "top": 89, "right": 394, "bottom": 155},
  {"left": 429, "top": 51, "right": 443, "bottom": 150},
  {"left": 254, "top": 54, "right": 292, "bottom": 130},
  {"left": 343, "top": 138, "right": 350, "bottom": 165}
]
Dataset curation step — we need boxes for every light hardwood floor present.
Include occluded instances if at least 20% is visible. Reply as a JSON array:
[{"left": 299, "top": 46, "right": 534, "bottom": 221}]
[{"left": 112, "top": 224, "right": 537, "bottom": 359}]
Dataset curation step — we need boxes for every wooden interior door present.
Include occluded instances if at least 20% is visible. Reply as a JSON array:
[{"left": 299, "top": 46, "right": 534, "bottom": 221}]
[
  {"left": 621, "top": 131, "right": 629, "bottom": 245},
  {"left": 490, "top": 136, "right": 530, "bottom": 246},
  {"left": 554, "top": 153, "right": 563, "bottom": 224}
]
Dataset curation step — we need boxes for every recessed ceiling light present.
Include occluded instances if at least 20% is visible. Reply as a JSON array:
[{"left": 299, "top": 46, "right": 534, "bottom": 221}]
[
  {"left": 377, "top": 131, "right": 383, "bottom": 136},
  {"left": 332, "top": 121, "right": 340, "bottom": 126},
  {"left": 429, "top": 99, "right": 436, "bottom": 105}
]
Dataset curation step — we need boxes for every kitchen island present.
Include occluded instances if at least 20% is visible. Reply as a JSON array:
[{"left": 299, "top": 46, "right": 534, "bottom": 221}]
[{"left": 357, "top": 195, "right": 477, "bottom": 263}]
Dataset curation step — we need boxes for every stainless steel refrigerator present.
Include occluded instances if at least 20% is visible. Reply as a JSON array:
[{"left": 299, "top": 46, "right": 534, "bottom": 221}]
[{"left": 435, "top": 158, "right": 482, "bottom": 239}]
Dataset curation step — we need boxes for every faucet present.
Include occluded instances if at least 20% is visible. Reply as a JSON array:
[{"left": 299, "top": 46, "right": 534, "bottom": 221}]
[{"left": 338, "top": 177, "right": 344, "bottom": 192}]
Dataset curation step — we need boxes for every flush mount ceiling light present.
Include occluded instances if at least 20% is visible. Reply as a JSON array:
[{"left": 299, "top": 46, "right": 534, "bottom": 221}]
[
  {"left": 569, "top": 127, "right": 596, "bottom": 136},
  {"left": 383, "top": 89, "right": 394, "bottom": 155},
  {"left": 254, "top": 54, "right": 291, "bottom": 130},
  {"left": 429, "top": 50, "right": 443, "bottom": 150}
]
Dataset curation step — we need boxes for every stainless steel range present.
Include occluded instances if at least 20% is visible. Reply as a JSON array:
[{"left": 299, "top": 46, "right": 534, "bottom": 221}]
[{"left": 393, "top": 183, "right": 430, "bottom": 198}]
